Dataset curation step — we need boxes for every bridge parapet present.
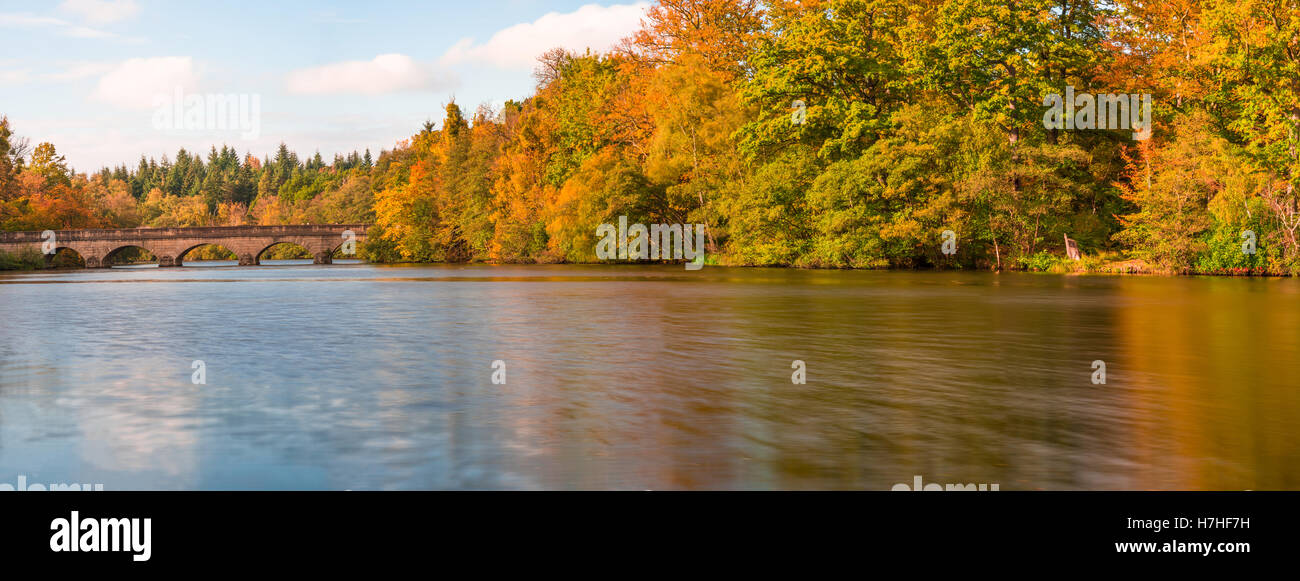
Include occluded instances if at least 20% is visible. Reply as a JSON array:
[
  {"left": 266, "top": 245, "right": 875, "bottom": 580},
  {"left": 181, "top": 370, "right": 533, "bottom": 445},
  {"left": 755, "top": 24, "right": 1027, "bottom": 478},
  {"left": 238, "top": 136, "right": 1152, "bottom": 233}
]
[{"left": 0, "top": 224, "right": 369, "bottom": 244}]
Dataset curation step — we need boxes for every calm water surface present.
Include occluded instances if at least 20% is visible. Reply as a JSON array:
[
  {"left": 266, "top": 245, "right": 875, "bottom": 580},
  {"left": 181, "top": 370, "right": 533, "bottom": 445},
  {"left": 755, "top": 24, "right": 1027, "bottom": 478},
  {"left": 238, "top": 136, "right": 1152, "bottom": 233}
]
[{"left": 0, "top": 262, "right": 1296, "bottom": 490}]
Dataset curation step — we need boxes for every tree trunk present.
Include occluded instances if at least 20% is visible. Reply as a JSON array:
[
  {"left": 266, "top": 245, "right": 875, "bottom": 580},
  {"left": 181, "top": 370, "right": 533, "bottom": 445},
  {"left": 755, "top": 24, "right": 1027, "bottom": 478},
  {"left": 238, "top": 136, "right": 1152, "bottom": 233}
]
[{"left": 993, "top": 236, "right": 1002, "bottom": 271}]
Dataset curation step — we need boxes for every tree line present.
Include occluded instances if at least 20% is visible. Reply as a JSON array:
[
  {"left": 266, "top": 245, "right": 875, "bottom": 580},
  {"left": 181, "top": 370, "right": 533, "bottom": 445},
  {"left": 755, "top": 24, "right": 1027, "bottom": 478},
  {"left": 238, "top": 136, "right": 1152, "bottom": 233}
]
[{"left": 3, "top": 0, "right": 1298, "bottom": 275}]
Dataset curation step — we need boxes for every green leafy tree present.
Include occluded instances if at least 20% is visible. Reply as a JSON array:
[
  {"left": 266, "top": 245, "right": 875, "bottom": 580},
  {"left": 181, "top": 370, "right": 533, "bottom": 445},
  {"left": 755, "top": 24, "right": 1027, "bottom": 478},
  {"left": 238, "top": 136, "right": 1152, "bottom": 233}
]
[
  {"left": 740, "top": 0, "right": 910, "bottom": 160},
  {"left": 29, "top": 142, "right": 71, "bottom": 187}
]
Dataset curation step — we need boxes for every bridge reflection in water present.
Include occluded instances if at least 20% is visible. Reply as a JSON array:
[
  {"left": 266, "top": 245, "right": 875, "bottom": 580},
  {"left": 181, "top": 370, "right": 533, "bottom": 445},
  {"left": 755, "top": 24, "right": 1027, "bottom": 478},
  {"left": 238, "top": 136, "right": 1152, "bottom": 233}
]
[{"left": 0, "top": 224, "right": 369, "bottom": 268}]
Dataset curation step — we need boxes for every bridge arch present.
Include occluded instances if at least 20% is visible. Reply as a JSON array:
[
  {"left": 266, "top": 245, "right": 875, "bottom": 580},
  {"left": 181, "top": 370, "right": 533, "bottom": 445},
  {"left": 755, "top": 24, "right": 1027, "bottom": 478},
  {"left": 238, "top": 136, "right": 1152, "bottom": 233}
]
[
  {"left": 257, "top": 239, "right": 332, "bottom": 265},
  {"left": 328, "top": 239, "right": 363, "bottom": 261},
  {"left": 258, "top": 240, "right": 310, "bottom": 261},
  {"left": 103, "top": 245, "right": 160, "bottom": 268},
  {"left": 47, "top": 247, "right": 86, "bottom": 268},
  {"left": 178, "top": 243, "right": 239, "bottom": 267}
]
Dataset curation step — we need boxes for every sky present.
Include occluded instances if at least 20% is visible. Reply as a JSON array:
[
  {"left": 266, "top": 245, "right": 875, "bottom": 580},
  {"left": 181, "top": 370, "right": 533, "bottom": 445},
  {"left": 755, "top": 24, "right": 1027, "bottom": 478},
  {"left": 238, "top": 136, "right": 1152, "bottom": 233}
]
[{"left": 0, "top": 0, "right": 651, "bottom": 170}]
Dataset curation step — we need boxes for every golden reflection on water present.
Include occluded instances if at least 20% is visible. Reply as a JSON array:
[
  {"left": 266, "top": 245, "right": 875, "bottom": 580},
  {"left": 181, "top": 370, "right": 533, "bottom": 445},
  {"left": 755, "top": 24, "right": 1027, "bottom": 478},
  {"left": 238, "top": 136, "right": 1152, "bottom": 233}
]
[{"left": 1116, "top": 277, "right": 1300, "bottom": 490}]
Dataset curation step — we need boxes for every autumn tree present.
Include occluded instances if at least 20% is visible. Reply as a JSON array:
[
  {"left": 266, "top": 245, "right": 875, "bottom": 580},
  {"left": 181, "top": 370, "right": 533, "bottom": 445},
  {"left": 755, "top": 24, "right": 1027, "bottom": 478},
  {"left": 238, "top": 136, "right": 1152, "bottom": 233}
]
[
  {"left": 625, "top": 0, "right": 765, "bottom": 79},
  {"left": 1197, "top": 0, "right": 1300, "bottom": 257},
  {"left": 29, "top": 142, "right": 71, "bottom": 188},
  {"left": 0, "top": 117, "right": 13, "bottom": 200}
]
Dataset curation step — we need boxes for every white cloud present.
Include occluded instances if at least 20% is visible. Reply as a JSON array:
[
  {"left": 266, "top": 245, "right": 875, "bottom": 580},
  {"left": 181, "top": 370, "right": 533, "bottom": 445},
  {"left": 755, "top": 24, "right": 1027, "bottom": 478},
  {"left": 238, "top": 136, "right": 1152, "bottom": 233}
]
[
  {"left": 0, "top": 68, "right": 31, "bottom": 86},
  {"left": 440, "top": 3, "right": 649, "bottom": 69},
  {"left": 285, "top": 54, "right": 453, "bottom": 96},
  {"left": 46, "top": 61, "right": 118, "bottom": 81},
  {"left": 0, "top": 14, "right": 66, "bottom": 27},
  {"left": 58, "top": 0, "right": 140, "bottom": 25},
  {"left": 0, "top": 61, "right": 121, "bottom": 86},
  {"left": 0, "top": 11, "right": 120, "bottom": 38},
  {"left": 64, "top": 24, "right": 117, "bottom": 38},
  {"left": 90, "top": 57, "right": 200, "bottom": 110}
]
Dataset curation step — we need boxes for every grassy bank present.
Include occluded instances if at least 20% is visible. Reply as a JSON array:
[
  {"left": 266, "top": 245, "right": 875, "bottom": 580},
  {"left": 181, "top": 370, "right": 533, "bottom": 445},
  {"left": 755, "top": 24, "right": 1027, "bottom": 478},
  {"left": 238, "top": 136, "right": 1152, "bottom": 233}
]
[
  {"left": 1017, "top": 250, "right": 1300, "bottom": 277},
  {"left": 361, "top": 244, "right": 1299, "bottom": 278},
  {"left": 0, "top": 247, "right": 44, "bottom": 270}
]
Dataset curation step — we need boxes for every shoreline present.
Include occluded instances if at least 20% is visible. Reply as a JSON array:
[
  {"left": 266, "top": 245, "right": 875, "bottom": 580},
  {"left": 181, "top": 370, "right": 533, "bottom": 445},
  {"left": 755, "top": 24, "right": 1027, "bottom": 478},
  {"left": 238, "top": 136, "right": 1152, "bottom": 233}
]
[{"left": 2, "top": 252, "right": 1295, "bottom": 278}]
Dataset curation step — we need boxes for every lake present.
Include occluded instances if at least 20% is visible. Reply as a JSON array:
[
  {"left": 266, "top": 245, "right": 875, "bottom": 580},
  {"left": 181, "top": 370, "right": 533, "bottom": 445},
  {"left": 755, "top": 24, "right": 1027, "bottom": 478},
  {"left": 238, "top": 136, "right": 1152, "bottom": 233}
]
[{"left": 0, "top": 263, "right": 1296, "bottom": 490}]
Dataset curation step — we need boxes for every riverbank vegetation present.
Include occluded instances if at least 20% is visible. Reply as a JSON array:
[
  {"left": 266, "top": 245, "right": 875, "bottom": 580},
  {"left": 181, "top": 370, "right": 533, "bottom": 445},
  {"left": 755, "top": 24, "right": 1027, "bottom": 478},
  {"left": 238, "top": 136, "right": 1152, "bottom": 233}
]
[
  {"left": 0, "top": 247, "right": 43, "bottom": 270},
  {"left": 2, "top": 0, "right": 1298, "bottom": 275}
]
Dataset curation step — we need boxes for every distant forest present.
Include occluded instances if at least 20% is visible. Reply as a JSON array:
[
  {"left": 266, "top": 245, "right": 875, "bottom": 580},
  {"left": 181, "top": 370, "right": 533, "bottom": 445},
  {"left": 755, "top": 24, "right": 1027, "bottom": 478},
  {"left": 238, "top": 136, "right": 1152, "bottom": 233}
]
[{"left": 2, "top": 0, "right": 1298, "bottom": 276}]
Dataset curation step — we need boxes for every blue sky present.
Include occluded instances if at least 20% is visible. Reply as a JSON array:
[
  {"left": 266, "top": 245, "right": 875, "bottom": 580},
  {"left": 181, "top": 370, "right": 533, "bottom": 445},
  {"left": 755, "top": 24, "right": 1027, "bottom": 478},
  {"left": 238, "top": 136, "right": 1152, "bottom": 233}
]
[{"left": 0, "top": 0, "right": 650, "bottom": 170}]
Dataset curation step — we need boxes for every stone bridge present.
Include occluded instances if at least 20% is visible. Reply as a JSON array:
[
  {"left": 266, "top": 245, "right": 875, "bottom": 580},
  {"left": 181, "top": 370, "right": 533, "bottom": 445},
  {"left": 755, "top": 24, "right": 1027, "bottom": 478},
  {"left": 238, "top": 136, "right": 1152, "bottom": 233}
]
[{"left": 0, "top": 224, "right": 369, "bottom": 268}]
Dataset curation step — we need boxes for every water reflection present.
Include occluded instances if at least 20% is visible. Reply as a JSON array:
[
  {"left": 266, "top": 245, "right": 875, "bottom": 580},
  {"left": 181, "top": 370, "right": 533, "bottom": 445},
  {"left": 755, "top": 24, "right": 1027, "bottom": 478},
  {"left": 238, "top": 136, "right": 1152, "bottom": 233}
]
[{"left": 0, "top": 265, "right": 1295, "bottom": 490}]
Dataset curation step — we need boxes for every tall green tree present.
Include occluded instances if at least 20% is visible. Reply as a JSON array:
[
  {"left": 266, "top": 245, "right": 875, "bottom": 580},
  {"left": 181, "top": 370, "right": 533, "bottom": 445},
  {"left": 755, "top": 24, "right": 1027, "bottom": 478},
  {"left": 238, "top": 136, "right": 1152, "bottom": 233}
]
[
  {"left": 29, "top": 142, "right": 71, "bottom": 187},
  {"left": 740, "top": 0, "right": 911, "bottom": 160}
]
